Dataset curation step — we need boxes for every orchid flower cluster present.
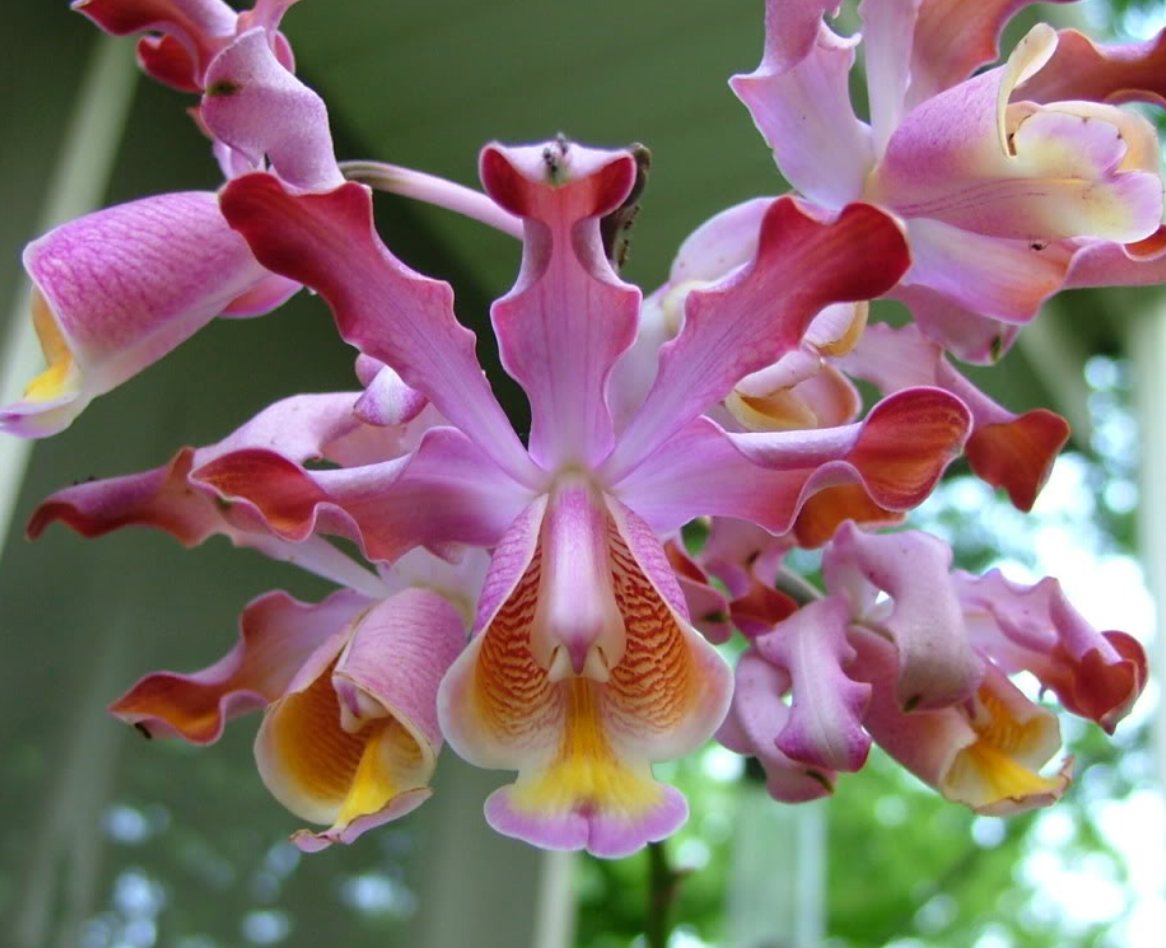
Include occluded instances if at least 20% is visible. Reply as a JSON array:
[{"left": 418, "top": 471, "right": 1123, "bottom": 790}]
[{"left": 6, "top": 0, "right": 1156, "bottom": 859}]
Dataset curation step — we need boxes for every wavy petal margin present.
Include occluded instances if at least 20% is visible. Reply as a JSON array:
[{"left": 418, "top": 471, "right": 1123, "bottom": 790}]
[
  {"left": 716, "top": 650, "right": 837, "bottom": 802},
  {"left": 219, "top": 174, "right": 540, "bottom": 487},
  {"left": 110, "top": 588, "right": 369, "bottom": 743},
  {"left": 824, "top": 523, "right": 983, "bottom": 711},
  {"left": 956, "top": 570, "right": 1147, "bottom": 733},
  {"left": 603, "top": 199, "right": 911, "bottom": 481}
]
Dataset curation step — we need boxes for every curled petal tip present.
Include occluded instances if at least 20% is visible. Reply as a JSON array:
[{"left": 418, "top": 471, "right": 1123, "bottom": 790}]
[
  {"left": 290, "top": 788, "right": 434, "bottom": 852},
  {"left": 966, "top": 408, "right": 1071, "bottom": 511},
  {"left": 480, "top": 140, "right": 637, "bottom": 220},
  {"left": 849, "top": 387, "right": 972, "bottom": 510}
]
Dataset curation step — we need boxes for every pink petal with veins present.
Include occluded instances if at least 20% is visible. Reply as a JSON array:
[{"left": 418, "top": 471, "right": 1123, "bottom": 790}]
[
  {"left": 2, "top": 192, "right": 283, "bottom": 438},
  {"left": 481, "top": 142, "right": 639, "bottom": 470}
]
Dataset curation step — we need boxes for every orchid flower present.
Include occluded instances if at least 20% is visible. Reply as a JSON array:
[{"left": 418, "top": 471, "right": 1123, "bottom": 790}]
[
  {"left": 720, "top": 521, "right": 1146, "bottom": 814},
  {"left": 131, "top": 134, "right": 975, "bottom": 857},
  {"left": 32, "top": 384, "right": 495, "bottom": 848},
  {"left": 2, "top": 7, "right": 340, "bottom": 437},
  {"left": 111, "top": 582, "right": 469, "bottom": 851},
  {"left": 735, "top": 0, "right": 1166, "bottom": 362}
]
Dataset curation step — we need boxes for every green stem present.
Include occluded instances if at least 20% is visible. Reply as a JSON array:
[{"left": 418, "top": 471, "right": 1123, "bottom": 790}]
[{"left": 645, "top": 840, "right": 680, "bottom": 948}]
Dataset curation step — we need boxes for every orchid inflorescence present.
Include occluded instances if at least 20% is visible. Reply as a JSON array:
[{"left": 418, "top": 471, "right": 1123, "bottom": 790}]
[{"left": 6, "top": 0, "right": 1155, "bottom": 859}]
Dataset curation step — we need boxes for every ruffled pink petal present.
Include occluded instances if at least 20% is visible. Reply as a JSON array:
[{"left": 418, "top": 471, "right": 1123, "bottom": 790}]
[
  {"left": 1015, "top": 27, "right": 1166, "bottom": 109},
  {"left": 745, "top": 0, "right": 843, "bottom": 77},
  {"left": 1063, "top": 228, "right": 1166, "bottom": 290},
  {"left": 906, "top": 0, "right": 1074, "bottom": 104},
  {"left": 955, "top": 570, "right": 1147, "bottom": 734},
  {"left": 29, "top": 447, "right": 250, "bottom": 547},
  {"left": 756, "top": 598, "right": 872, "bottom": 771},
  {"left": 603, "top": 199, "right": 911, "bottom": 481},
  {"left": 874, "top": 33, "right": 1165, "bottom": 243},
  {"left": 110, "top": 588, "right": 370, "bottom": 743},
  {"left": 195, "top": 426, "right": 535, "bottom": 562},
  {"left": 219, "top": 173, "right": 539, "bottom": 487},
  {"left": 732, "top": 22, "right": 873, "bottom": 207},
  {"left": 481, "top": 142, "right": 639, "bottom": 470},
  {"left": 620, "top": 387, "right": 966, "bottom": 534},
  {"left": 256, "top": 589, "right": 465, "bottom": 849},
  {"left": 201, "top": 28, "right": 342, "bottom": 192},
  {"left": 716, "top": 650, "right": 837, "bottom": 802},
  {"left": 1, "top": 191, "right": 283, "bottom": 438},
  {"left": 26, "top": 393, "right": 408, "bottom": 593},
  {"left": 725, "top": 387, "right": 969, "bottom": 510},
  {"left": 824, "top": 523, "right": 982, "bottom": 710}
]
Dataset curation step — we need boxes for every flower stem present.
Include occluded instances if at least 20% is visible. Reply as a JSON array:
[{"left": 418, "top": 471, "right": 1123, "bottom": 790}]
[
  {"left": 339, "top": 160, "right": 524, "bottom": 238},
  {"left": 645, "top": 840, "right": 682, "bottom": 948}
]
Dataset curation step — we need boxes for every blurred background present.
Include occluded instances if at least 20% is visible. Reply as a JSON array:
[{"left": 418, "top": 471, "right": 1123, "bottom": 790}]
[{"left": 0, "top": 1, "right": 1163, "bottom": 946}]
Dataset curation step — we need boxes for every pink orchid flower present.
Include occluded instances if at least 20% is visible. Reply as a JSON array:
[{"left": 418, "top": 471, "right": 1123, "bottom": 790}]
[
  {"left": 2, "top": 11, "right": 340, "bottom": 437},
  {"left": 159, "top": 136, "right": 974, "bottom": 856},
  {"left": 33, "top": 386, "right": 495, "bottom": 848},
  {"left": 721, "top": 522, "right": 1145, "bottom": 814},
  {"left": 112, "top": 584, "right": 468, "bottom": 851},
  {"left": 734, "top": 0, "right": 1166, "bottom": 363}
]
